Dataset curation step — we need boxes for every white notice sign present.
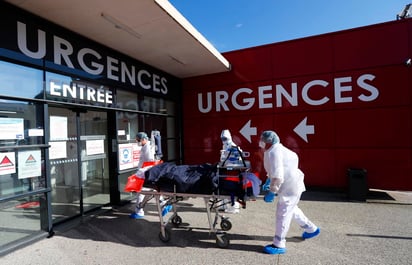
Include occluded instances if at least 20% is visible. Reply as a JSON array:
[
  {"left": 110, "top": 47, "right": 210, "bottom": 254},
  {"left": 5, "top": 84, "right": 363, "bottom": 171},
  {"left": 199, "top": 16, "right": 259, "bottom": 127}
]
[
  {"left": 50, "top": 116, "right": 68, "bottom": 140},
  {"left": 18, "top": 150, "right": 41, "bottom": 179},
  {"left": 0, "top": 118, "right": 24, "bottom": 140},
  {"left": 86, "top": 140, "right": 104, "bottom": 156},
  {"left": 49, "top": 141, "right": 67, "bottom": 159}
]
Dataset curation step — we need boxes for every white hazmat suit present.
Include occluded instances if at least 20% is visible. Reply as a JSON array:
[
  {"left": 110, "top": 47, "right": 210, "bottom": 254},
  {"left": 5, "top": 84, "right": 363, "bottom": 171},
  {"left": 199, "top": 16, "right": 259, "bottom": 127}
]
[
  {"left": 220, "top": 129, "right": 244, "bottom": 167},
  {"left": 261, "top": 130, "right": 319, "bottom": 254},
  {"left": 219, "top": 129, "right": 243, "bottom": 213}
]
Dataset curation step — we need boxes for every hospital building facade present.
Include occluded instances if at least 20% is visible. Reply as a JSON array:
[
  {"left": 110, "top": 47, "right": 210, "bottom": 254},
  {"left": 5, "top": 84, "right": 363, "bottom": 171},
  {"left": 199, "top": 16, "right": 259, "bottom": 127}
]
[{"left": 1, "top": 0, "right": 411, "bottom": 255}]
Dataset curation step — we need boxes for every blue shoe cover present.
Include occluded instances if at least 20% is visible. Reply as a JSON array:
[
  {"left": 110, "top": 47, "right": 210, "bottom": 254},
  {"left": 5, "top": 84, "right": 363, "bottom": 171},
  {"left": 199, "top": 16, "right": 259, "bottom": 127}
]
[
  {"left": 302, "top": 227, "right": 320, "bottom": 239},
  {"left": 264, "top": 191, "right": 276, "bottom": 203},
  {"left": 263, "top": 244, "right": 286, "bottom": 255},
  {"left": 162, "top": 205, "right": 172, "bottom": 216},
  {"left": 129, "top": 212, "right": 144, "bottom": 219}
]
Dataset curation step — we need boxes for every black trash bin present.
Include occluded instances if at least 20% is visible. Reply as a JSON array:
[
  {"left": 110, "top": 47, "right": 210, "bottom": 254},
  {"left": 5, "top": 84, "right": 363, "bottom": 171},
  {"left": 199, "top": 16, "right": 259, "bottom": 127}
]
[{"left": 347, "top": 168, "right": 368, "bottom": 201}]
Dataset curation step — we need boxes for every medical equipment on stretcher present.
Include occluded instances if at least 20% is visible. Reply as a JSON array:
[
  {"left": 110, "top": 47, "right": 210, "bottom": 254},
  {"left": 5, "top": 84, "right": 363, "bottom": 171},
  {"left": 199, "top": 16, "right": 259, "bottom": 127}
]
[{"left": 133, "top": 162, "right": 253, "bottom": 248}]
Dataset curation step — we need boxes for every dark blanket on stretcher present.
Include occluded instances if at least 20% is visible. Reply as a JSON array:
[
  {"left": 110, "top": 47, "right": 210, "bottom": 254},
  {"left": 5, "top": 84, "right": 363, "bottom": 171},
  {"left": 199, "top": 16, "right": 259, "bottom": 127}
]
[{"left": 144, "top": 162, "right": 219, "bottom": 194}]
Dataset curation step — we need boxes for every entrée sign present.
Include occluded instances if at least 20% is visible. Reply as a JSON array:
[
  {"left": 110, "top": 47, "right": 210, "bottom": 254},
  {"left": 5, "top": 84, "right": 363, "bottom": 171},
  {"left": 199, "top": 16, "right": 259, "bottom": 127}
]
[{"left": 49, "top": 80, "right": 113, "bottom": 105}]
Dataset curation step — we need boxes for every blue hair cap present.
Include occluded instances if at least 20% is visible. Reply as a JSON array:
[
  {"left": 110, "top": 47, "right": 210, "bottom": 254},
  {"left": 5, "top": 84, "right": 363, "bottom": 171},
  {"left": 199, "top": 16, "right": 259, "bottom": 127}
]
[
  {"left": 136, "top": 132, "right": 148, "bottom": 140},
  {"left": 261, "top": 130, "right": 280, "bottom": 144}
]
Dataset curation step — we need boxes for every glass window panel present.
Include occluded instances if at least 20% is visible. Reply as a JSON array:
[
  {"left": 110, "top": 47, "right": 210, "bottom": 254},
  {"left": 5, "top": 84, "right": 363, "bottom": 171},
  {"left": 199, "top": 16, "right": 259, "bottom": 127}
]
[
  {"left": 167, "top": 139, "right": 176, "bottom": 160},
  {"left": 0, "top": 99, "right": 46, "bottom": 199},
  {"left": 165, "top": 100, "right": 176, "bottom": 115},
  {"left": 166, "top": 117, "right": 176, "bottom": 138},
  {"left": 139, "top": 96, "right": 172, "bottom": 115},
  {"left": 119, "top": 171, "right": 134, "bottom": 200},
  {"left": 116, "top": 111, "right": 139, "bottom": 143},
  {"left": 0, "top": 60, "right": 43, "bottom": 99},
  {"left": 0, "top": 194, "right": 47, "bottom": 249},
  {"left": 0, "top": 100, "right": 44, "bottom": 146},
  {"left": 116, "top": 90, "right": 138, "bottom": 110},
  {"left": 0, "top": 149, "right": 46, "bottom": 198}
]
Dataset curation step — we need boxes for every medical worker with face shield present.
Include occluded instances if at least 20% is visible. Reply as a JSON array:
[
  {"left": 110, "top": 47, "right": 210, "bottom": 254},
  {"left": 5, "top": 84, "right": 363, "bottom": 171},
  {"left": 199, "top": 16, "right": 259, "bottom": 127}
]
[{"left": 260, "top": 130, "right": 320, "bottom": 255}]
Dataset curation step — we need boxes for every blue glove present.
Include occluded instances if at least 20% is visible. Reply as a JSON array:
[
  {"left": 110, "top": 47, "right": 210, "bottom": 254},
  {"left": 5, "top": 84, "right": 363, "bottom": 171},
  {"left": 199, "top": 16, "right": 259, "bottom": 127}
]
[
  {"left": 262, "top": 178, "right": 271, "bottom": 191},
  {"left": 264, "top": 191, "right": 276, "bottom": 203}
]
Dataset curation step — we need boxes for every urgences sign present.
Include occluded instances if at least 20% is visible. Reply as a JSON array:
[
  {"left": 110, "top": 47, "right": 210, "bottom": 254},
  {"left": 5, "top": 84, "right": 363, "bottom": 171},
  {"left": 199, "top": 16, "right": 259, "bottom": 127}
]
[
  {"left": 16, "top": 21, "right": 169, "bottom": 96},
  {"left": 197, "top": 74, "right": 379, "bottom": 113}
]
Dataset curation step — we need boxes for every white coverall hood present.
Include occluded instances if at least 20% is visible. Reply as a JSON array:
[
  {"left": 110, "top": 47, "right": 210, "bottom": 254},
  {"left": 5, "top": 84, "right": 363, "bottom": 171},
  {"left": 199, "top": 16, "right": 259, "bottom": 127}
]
[{"left": 221, "top": 129, "right": 235, "bottom": 149}]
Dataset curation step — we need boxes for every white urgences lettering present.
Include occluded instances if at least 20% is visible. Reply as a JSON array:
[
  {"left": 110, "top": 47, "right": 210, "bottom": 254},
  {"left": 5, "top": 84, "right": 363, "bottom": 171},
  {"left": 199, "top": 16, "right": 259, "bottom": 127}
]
[
  {"left": 16, "top": 21, "right": 168, "bottom": 95},
  {"left": 197, "top": 74, "right": 379, "bottom": 113}
]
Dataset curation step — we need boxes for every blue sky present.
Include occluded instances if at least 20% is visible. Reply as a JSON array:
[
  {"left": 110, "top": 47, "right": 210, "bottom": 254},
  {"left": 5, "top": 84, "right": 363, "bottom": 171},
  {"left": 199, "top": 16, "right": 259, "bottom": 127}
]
[{"left": 169, "top": 0, "right": 411, "bottom": 52}]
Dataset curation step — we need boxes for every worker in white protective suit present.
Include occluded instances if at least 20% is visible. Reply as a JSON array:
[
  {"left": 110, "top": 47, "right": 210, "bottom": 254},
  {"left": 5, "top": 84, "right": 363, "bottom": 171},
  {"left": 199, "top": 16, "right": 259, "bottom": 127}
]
[
  {"left": 260, "top": 130, "right": 320, "bottom": 255},
  {"left": 219, "top": 129, "right": 243, "bottom": 213},
  {"left": 130, "top": 131, "right": 171, "bottom": 219},
  {"left": 130, "top": 132, "right": 155, "bottom": 219},
  {"left": 220, "top": 129, "right": 244, "bottom": 167}
]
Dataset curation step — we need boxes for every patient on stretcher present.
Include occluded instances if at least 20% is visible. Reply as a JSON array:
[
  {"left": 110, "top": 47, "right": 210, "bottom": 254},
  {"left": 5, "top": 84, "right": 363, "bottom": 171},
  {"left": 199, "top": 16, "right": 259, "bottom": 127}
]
[
  {"left": 142, "top": 162, "right": 260, "bottom": 209},
  {"left": 144, "top": 162, "right": 219, "bottom": 194}
]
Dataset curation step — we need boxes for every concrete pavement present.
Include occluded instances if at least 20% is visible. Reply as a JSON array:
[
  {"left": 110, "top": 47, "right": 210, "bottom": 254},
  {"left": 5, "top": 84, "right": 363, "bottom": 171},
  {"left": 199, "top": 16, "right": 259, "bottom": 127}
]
[{"left": 1, "top": 191, "right": 411, "bottom": 265}]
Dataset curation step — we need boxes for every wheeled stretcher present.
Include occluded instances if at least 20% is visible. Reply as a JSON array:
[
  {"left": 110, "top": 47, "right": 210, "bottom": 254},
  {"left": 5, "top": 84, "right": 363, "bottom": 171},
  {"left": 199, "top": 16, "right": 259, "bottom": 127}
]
[{"left": 134, "top": 162, "right": 256, "bottom": 248}]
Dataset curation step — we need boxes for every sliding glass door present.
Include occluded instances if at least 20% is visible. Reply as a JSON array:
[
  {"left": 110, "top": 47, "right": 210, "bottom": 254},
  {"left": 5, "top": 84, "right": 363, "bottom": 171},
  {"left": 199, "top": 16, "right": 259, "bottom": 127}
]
[{"left": 49, "top": 107, "right": 109, "bottom": 223}]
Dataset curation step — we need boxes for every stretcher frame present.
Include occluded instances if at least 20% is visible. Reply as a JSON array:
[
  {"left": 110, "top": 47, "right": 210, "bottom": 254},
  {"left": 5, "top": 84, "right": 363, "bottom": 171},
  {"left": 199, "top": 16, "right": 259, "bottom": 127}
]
[
  {"left": 138, "top": 165, "right": 250, "bottom": 248},
  {"left": 138, "top": 189, "right": 234, "bottom": 248}
]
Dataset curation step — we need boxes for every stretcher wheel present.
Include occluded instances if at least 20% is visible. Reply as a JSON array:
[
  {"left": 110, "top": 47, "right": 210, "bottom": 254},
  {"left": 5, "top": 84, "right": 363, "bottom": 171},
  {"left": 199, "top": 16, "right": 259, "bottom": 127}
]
[
  {"left": 216, "top": 233, "right": 230, "bottom": 248},
  {"left": 172, "top": 215, "right": 182, "bottom": 226},
  {"left": 159, "top": 229, "right": 171, "bottom": 242},
  {"left": 220, "top": 219, "right": 232, "bottom": 231}
]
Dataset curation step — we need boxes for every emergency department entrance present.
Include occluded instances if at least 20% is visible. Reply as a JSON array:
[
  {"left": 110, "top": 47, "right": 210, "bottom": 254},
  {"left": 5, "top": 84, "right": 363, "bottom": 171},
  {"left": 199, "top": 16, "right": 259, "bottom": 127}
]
[
  {"left": 0, "top": 0, "right": 228, "bottom": 255},
  {"left": 48, "top": 107, "right": 109, "bottom": 223}
]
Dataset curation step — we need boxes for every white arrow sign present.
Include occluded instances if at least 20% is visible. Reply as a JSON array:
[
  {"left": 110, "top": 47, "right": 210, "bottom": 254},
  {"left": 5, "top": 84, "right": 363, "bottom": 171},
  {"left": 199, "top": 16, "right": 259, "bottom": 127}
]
[
  {"left": 240, "top": 120, "right": 257, "bottom": 143},
  {"left": 294, "top": 117, "right": 314, "bottom": 143}
]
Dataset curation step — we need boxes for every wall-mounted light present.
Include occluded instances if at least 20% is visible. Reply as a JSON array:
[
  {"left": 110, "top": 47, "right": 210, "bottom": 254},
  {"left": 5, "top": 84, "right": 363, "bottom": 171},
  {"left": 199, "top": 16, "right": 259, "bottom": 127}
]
[
  {"left": 101, "top": 13, "right": 141, "bottom": 39},
  {"left": 169, "top": 55, "right": 186, "bottom": 65}
]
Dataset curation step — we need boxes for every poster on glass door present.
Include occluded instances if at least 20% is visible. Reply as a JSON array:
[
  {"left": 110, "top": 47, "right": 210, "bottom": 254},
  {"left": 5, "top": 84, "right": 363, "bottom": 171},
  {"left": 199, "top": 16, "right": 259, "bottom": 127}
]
[
  {"left": 118, "top": 143, "right": 141, "bottom": 170},
  {"left": 0, "top": 152, "right": 16, "bottom": 175},
  {"left": 0, "top": 118, "right": 24, "bottom": 140},
  {"left": 49, "top": 116, "right": 68, "bottom": 159},
  {"left": 18, "top": 150, "right": 41, "bottom": 179}
]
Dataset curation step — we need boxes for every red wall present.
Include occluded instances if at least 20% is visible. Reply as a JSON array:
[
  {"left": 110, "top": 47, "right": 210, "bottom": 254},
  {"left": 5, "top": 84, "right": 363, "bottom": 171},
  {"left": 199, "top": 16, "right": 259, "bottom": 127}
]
[{"left": 182, "top": 19, "right": 412, "bottom": 191}]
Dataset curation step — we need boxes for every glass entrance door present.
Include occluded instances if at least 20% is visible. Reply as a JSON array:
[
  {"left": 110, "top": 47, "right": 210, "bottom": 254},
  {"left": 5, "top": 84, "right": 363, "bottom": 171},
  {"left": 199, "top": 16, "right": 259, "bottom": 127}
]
[
  {"left": 79, "top": 110, "right": 109, "bottom": 213},
  {"left": 48, "top": 107, "right": 109, "bottom": 223}
]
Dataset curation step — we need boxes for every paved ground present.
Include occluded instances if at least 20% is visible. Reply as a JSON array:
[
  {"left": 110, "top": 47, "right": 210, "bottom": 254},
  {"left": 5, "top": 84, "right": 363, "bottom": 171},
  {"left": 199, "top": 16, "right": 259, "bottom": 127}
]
[{"left": 1, "top": 191, "right": 411, "bottom": 265}]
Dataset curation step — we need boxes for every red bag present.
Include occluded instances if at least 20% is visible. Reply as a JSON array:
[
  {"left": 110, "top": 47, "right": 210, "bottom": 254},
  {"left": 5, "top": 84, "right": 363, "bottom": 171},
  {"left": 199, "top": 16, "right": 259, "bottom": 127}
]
[
  {"left": 142, "top": 160, "right": 163, "bottom": 168},
  {"left": 124, "top": 174, "right": 144, "bottom": 192}
]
